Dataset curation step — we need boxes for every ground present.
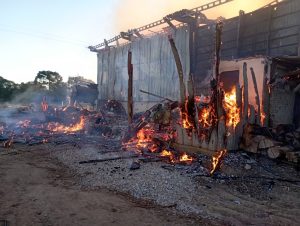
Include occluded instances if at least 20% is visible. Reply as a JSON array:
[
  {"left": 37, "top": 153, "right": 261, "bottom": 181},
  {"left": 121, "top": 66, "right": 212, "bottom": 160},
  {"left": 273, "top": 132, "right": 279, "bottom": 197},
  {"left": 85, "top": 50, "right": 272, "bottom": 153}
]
[
  {"left": 0, "top": 147, "right": 205, "bottom": 226},
  {"left": 1, "top": 139, "right": 300, "bottom": 226}
]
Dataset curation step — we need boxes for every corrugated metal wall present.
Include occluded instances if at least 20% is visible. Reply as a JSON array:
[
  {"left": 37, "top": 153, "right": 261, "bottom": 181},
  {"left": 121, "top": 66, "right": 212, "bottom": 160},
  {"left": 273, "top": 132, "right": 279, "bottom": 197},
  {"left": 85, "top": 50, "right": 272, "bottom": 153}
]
[
  {"left": 194, "top": 0, "right": 300, "bottom": 92},
  {"left": 97, "top": 27, "right": 190, "bottom": 102}
]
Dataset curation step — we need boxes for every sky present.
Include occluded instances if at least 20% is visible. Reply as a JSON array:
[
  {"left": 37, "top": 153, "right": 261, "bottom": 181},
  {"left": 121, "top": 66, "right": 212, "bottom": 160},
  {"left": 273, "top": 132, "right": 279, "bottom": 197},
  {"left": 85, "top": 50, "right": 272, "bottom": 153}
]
[{"left": 0, "top": 0, "right": 273, "bottom": 84}]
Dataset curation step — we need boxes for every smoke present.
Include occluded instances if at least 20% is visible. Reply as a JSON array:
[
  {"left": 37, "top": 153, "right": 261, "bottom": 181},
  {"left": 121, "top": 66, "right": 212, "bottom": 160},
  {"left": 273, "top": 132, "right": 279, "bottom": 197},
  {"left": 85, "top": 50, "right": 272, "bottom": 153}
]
[{"left": 114, "top": 0, "right": 273, "bottom": 32}]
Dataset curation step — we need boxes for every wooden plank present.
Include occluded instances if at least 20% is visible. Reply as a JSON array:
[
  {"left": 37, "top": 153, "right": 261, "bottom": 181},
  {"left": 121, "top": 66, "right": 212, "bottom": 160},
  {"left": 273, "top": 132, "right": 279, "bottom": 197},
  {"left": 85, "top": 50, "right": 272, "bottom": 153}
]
[
  {"left": 208, "top": 128, "right": 218, "bottom": 151},
  {"left": 175, "top": 124, "right": 184, "bottom": 145},
  {"left": 249, "top": 105, "right": 256, "bottom": 124},
  {"left": 217, "top": 119, "right": 226, "bottom": 150},
  {"left": 172, "top": 143, "right": 214, "bottom": 157}
]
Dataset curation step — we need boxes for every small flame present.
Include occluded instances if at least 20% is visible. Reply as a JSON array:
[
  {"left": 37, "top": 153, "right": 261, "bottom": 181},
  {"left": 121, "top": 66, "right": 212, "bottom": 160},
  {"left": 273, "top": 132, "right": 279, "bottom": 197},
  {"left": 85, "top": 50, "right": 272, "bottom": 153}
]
[
  {"left": 210, "top": 149, "right": 227, "bottom": 175},
  {"left": 179, "top": 153, "right": 193, "bottom": 162},
  {"left": 41, "top": 97, "right": 48, "bottom": 112},
  {"left": 160, "top": 150, "right": 194, "bottom": 164},
  {"left": 260, "top": 110, "right": 266, "bottom": 125},
  {"left": 223, "top": 88, "right": 240, "bottom": 128},
  {"left": 160, "top": 149, "right": 176, "bottom": 163},
  {"left": 180, "top": 100, "right": 193, "bottom": 129}
]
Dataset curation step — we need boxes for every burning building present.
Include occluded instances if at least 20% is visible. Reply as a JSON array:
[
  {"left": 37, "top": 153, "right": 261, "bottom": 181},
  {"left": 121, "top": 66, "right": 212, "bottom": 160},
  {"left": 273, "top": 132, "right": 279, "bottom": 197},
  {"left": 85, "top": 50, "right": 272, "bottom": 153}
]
[{"left": 89, "top": 0, "right": 300, "bottom": 162}]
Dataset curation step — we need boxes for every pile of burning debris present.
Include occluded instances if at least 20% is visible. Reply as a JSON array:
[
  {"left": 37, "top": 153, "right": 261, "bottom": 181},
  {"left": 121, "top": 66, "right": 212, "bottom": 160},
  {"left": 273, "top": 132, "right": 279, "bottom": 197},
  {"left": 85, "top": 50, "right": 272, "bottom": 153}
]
[{"left": 0, "top": 98, "right": 125, "bottom": 148}]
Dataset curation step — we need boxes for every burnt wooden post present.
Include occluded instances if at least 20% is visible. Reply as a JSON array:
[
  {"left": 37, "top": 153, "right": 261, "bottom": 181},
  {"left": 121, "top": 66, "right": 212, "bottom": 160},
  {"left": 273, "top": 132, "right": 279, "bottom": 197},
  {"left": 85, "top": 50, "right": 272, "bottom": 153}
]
[
  {"left": 168, "top": 36, "right": 186, "bottom": 106},
  {"left": 262, "top": 63, "right": 270, "bottom": 127},
  {"left": 236, "top": 10, "right": 245, "bottom": 58},
  {"left": 243, "top": 62, "right": 249, "bottom": 123},
  {"left": 250, "top": 67, "right": 261, "bottom": 125},
  {"left": 127, "top": 50, "right": 133, "bottom": 124}
]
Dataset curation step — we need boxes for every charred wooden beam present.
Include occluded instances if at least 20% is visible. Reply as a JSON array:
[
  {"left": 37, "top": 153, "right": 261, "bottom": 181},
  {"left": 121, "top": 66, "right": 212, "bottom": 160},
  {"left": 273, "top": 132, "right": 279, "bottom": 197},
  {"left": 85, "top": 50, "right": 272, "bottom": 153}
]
[
  {"left": 168, "top": 36, "right": 186, "bottom": 105},
  {"left": 127, "top": 50, "right": 133, "bottom": 124},
  {"left": 243, "top": 62, "right": 249, "bottom": 123},
  {"left": 262, "top": 63, "right": 270, "bottom": 127},
  {"left": 79, "top": 153, "right": 139, "bottom": 164},
  {"left": 250, "top": 67, "right": 261, "bottom": 125},
  {"left": 163, "top": 17, "right": 177, "bottom": 32},
  {"left": 139, "top": 89, "right": 173, "bottom": 102}
]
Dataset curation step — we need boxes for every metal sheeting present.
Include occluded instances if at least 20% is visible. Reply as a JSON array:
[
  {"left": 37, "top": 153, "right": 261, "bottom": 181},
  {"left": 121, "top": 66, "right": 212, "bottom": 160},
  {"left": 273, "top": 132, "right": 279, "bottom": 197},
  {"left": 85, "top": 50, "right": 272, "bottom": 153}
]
[{"left": 97, "top": 27, "right": 190, "bottom": 102}]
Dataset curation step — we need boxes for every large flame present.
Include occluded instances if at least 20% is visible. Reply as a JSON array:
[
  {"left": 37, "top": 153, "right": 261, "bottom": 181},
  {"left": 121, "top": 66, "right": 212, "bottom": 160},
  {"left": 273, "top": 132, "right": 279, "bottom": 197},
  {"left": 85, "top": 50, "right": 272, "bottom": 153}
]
[
  {"left": 210, "top": 149, "right": 227, "bottom": 175},
  {"left": 223, "top": 88, "right": 240, "bottom": 128},
  {"left": 136, "top": 127, "right": 154, "bottom": 148}
]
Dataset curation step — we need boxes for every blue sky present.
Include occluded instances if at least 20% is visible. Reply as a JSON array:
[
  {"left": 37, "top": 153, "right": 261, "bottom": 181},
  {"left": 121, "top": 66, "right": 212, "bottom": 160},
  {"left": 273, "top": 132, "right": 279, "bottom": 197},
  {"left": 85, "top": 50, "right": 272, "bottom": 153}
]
[
  {"left": 0, "top": 0, "right": 119, "bottom": 83},
  {"left": 0, "top": 0, "right": 271, "bottom": 84}
]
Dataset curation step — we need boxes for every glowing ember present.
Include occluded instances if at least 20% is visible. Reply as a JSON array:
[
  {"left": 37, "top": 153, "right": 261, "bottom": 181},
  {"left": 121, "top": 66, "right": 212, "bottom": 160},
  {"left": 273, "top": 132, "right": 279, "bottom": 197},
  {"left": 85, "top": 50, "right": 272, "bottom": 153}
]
[
  {"left": 179, "top": 153, "right": 193, "bottom": 162},
  {"left": 223, "top": 88, "right": 240, "bottom": 128},
  {"left": 210, "top": 149, "right": 227, "bottom": 175},
  {"left": 148, "top": 144, "right": 158, "bottom": 153},
  {"left": 260, "top": 110, "right": 266, "bottom": 125},
  {"left": 16, "top": 120, "right": 31, "bottom": 128},
  {"left": 3, "top": 137, "right": 13, "bottom": 148},
  {"left": 48, "top": 116, "right": 85, "bottom": 133}
]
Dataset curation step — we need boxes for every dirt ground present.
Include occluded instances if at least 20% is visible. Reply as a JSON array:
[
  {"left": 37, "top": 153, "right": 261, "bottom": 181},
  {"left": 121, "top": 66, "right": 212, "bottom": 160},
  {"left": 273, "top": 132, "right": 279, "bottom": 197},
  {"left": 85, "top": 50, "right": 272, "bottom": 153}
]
[
  {"left": 1, "top": 141, "right": 300, "bottom": 226},
  {"left": 0, "top": 148, "right": 207, "bottom": 226}
]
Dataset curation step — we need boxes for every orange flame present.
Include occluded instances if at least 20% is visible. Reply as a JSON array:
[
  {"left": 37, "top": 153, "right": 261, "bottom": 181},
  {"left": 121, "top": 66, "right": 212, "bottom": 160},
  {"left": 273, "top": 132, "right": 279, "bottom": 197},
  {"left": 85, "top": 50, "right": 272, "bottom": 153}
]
[
  {"left": 179, "top": 153, "right": 193, "bottom": 162},
  {"left": 198, "top": 106, "right": 213, "bottom": 128},
  {"left": 41, "top": 97, "right": 48, "bottom": 112},
  {"left": 136, "top": 128, "right": 154, "bottom": 148},
  {"left": 180, "top": 100, "right": 193, "bottom": 129},
  {"left": 48, "top": 116, "right": 85, "bottom": 133},
  {"left": 260, "top": 110, "right": 266, "bottom": 125},
  {"left": 160, "top": 149, "right": 175, "bottom": 163},
  {"left": 210, "top": 149, "right": 227, "bottom": 175},
  {"left": 223, "top": 88, "right": 240, "bottom": 128}
]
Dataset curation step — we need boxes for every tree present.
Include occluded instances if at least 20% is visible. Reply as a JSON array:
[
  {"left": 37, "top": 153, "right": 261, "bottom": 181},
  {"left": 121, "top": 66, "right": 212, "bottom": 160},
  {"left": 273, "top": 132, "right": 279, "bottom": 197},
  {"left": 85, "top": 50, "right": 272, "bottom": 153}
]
[
  {"left": 34, "top": 71, "right": 63, "bottom": 89},
  {"left": 0, "top": 76, "right": 17, "bottom": 101}
]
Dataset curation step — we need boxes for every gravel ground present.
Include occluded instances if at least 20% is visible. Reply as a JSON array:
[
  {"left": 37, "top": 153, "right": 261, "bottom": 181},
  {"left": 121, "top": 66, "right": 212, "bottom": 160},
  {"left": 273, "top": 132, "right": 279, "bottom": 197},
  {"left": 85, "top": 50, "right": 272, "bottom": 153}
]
[{"left": 48, "top": 135, "right": 300, "bottom": 225}]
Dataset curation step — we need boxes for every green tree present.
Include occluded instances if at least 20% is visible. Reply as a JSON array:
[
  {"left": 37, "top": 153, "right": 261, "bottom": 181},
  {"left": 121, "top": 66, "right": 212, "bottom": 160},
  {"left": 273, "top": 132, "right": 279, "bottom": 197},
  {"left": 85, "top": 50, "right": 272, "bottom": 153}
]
[
  {"left": 0, "top": 76, "right": 17, "bottom": 101},
  {"left": 34, "top": 71, "right": 63, "bottom": 90}
]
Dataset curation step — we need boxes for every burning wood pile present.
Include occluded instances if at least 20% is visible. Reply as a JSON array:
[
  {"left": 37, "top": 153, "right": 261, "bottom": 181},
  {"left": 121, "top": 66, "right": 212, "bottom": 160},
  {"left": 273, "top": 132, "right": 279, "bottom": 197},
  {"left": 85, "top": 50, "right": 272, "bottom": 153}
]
[{"left": 0, "top": 98, "right": 125, "bottom": 148}]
